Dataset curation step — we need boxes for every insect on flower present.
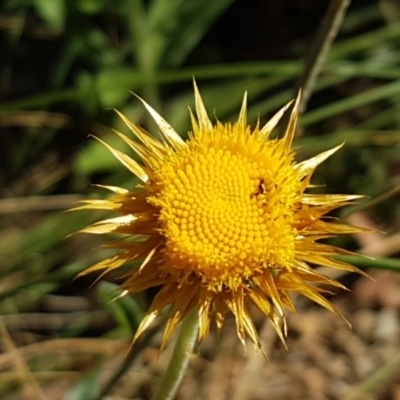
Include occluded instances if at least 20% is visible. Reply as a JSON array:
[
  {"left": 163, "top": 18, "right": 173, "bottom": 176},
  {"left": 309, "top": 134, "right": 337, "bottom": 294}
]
[{"left": 73, "top": 80, "right": 368, "bottom": 355}]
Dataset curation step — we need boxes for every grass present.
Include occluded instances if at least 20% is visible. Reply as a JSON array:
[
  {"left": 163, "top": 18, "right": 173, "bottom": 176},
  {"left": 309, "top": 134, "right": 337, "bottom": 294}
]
[{"left": 1, "top": 1, "right": 400, "bottom": 399}]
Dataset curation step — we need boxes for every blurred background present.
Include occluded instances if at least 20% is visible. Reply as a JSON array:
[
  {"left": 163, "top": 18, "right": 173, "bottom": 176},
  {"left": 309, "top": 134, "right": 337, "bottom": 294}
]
[{"left": 1, "top": 0, "right": 400, "bottom": 399}]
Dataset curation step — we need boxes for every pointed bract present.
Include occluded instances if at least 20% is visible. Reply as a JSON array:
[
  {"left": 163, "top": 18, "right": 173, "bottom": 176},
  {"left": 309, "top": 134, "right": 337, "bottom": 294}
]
[
  {"left": 92, "top": 136, "right": 149, "bottom": 182},
  {"left": 237, "top": 91, "right": 248, "bottom": 130},
  {"left": 295, "top": 143, "right": 344, "bottom": 178},
  {"left": 133, "top": 93, "right": 186, "bottom": 151},
  {"left": 283, "top": 89, "right": 301, "bottom": 150},
  {"left": 259, "top": 100, "right": 294, "bottom": 138},
  {"left": 193, "top": 79, "right": 213, "bottom": 131}
]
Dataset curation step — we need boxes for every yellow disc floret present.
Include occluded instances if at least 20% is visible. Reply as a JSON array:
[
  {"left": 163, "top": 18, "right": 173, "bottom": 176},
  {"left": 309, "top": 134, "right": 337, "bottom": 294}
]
[{"left": 148, "top": 122, "right": 302, "bottom": 291}]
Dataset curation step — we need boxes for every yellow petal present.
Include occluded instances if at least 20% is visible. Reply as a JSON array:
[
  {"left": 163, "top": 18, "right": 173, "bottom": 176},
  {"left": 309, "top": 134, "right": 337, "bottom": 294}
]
[
  {"left": 302, "top": 193, "right": 363, "bottom": 206},
  {"left": 79, "top": 253, "right": 131, "bottom": 277},
  {"left": 259, "top": 100, "right": 294, "bottom": 138},
  {"left": 188, "top": 108, "right": 200, "bottom": 137},
  {"left": 193, "top": 79, "right": 213, "bottom": 132},
  {"left": 92, "top": 136, "right": 149, "bottom": 182},
  {"left": 71, "top": 199, "right": 121, "bottom": 211},
  {"left": 237, "top": 91, "right": 248, "bottom": 130},
  {"left": 132, "top": 283, "right": 179, "bottom": 343},
  {"left": 198, "top": 288, "right": 213, "bottom": 341},
  {"left": 295, "top": 270, "right": 347, "bottom": 289},
  {"left": 160, "top": 283, "right": 198, "bottom": 350},
  {"left": 295, "top": 143, "right": 343, "bottom": 178},
  {"left": 241, "top": 305, "right": 266, "bottom": 357},
  {"left": 80, "top": 214, "right": 137, "bottom": 234},
  {"left": 214, "top": 295, "right": 228, "bottom": 335},
  {"left": 302, "top": 220, "right": 372, "bottom": 235},
  {"left": 299, "top": 253, "right": 368, "bottom": 277},
  {"left": 93, "top": 184, "right": 128, "bottom": 194},
  {"left": 295, "top": 285, "right": 349, "bottom": 327},
  {"left": 254, "top": 269, "right": 283, "bottom": 316},
  {"left": 283, "top": 90, "right": 301, "bottom": 150},
  {"left": 134, "top": 94, "right": 187, "bottom": 151},
  {"left": 115, "top": 109, "right": 168, "bottom": 159},
  {"left": 138, "top": 244, "right": 160, "bottom": 272},
  {"left": 121, "top": 261, "right": 168, "bottom": 293},
  {"left": 225, "top": 287, "right": 246, "bottom": 348},
  {"left": 113, "top": 130, "right": 153, "bottom": 163},
  {"left": 296, "top": 240, "right": 354, "bottom": 256},
  {"left": 279, "top": 291, "right": 296, "bottom": 313}
]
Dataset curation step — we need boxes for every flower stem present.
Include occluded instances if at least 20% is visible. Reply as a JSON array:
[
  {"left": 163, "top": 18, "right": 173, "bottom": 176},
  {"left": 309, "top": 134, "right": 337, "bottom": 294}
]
[
  {"left": 154, "top": 308, "right": 199, "bottom": 400},
  {"left": 343, "top": 352, "right": 400, "bottom": 400},
  {"left": 295, "top": 0, "right": 351, "bottom": 115}
]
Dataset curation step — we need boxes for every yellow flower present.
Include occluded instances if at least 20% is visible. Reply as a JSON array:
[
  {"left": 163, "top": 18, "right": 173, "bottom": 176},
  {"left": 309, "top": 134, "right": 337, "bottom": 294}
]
[{"left": 75, "top": 82, "right": 367, "bottom": 355}]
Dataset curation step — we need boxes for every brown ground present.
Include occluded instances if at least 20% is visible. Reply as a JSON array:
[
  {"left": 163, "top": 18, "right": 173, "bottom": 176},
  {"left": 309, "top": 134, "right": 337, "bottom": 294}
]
[{"left": 2, "top": 213, "right": 400, "bottom": 400}]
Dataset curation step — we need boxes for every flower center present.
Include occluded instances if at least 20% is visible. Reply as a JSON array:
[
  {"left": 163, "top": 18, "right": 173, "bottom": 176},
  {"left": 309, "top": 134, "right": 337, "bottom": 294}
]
[{"left": 149, "top": 124, "right": 301, "bottom": 290}]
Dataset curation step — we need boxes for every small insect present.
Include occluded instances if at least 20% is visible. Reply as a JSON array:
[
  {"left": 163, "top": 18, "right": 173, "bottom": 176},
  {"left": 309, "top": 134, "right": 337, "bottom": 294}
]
[
  {"left": 257, "top": 178, "right": 266, "bottom": 195},
  {"left": 245, "top": 279, "right": 255, "bottom": 288}
]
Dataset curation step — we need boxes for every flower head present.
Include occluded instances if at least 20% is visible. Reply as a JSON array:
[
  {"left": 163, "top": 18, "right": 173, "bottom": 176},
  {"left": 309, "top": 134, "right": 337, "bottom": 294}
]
[{"left": 76, "top": 82, "right": 366, "bottom": 354}]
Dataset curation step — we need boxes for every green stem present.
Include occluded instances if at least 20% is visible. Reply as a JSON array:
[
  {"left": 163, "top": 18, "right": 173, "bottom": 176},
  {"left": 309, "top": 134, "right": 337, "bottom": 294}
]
[
  {"left": 92, "top": 323, "right": 161, "bottom": 400},
  {"left": 335, "top": 255, "right": 400, "bottom": 272},
  {"left": 154, "top": 308, "right": 199, "bottom": 400},
  {"left": 343, "top": 352, "right": 400, "bottom": 400},
  {"left": 295, "top": 0, "right": 351, "bottom": 115}
]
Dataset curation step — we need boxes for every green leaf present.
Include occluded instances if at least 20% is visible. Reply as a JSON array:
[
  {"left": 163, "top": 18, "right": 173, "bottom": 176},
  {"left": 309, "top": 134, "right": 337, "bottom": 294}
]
[
  {"left": 74, "top": 0, "right": 106, "bottom": 14},
  {"left": 74, "top": 132, "right": 131, "bottom": 176},
  {"left": 96, "top": 68, "right": 141, "bottom": 108},
  {"left": 33, "top": 0, "right": 66, "bottom": 30},
  {"left": 0, "top": 212, "right": 94, "bottom": 264},
  {"left": 163, "top": 0, "right": 236, "bottom": 67},
  {"left": 64, "top": 367, "right": 102, "bottom": 400},
  {"left": 330, "top": 20, "right": 400, "bottom": 60},
  {"left": 97, "top": 281, "right": 144, "bottom": 333},
  {"left": 300, "top": 80, "right": 400, "bottom": 127}
]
